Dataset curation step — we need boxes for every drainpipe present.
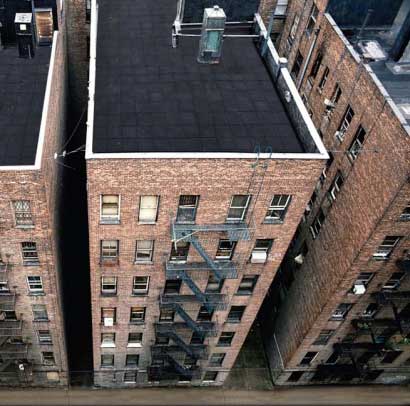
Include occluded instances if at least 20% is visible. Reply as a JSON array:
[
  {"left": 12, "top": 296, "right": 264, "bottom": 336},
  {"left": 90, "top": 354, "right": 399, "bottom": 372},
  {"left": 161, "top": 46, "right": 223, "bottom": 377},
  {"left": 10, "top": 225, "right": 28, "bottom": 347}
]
[{"left": 297, "top": 28, "right": 320, "bottom": 91}]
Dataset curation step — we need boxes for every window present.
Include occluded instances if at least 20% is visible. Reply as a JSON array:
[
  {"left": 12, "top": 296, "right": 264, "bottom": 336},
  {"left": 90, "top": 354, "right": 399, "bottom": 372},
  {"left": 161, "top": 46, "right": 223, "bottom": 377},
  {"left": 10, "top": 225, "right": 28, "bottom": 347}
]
[
  {"left": 308, "top": 52, "right": 322, "bottom": 83},
  {"left": 101, "top": 307, "right": 116, "bottom": 325},
  {"left": 331, "top": 303, "right": 352, "bottom": 320},
  {"left": 291, "top": 50, "right": 304, "bottom": 80},
  {"left": 32, "top": 305, "right": 48, "bottom": 321},
  {"left": 209, "top": 353, "right": 225, "bottom": 367},
  {"left": 362, "top": 303, "right": 378, "bottom": 318},
  {"left": 306, "top": 3, "right": 319, "bottom": 36},
  {"left": 135, "top": 240, "right": 154, "bottom": 262},
  {"left": 381, "top": 351, "right": 402, "bottom": 364},
  {"left": 319, "top": 152, "right": 334, "bottom": 186},
  {"left": 197, "top": 306, "right": 213, "bottom": 322},
  {"left": 336, "top": 106, "right": 355, "bottom": 141},
  {"left": 124, "top": 371, "right": 137, "bottom": 383},
  {"left": 217, "top": 332, "right": 235, "bottom": 347},
  {"left": 13, "top": 200, "right": 33, "bottom": 226},
  {"left": 22, "top": 242, "right": 39, "bottom": 265},
  {"left": 156, "top": 335, "right": 170, "bottom": 345},
  {"left": 176, "top": 195, "right": 199, "bottom": 223},
  {"left": 101, "top": 276, "right": 117, "bottom": 295},
  {"left": 326, "top": 84, "right": 342, "bottom": 117},
  {"left": 373, "top": 236, "right": 401, "bottom": 259},
  {"left": 100, "top": 240, "right": 119, "bottom": 261},
  {"left": 215, "top": 240, "right": 236, "bottom": 260},
  {"left": 251, "top": 239, "right": 273, "bottom": 263},
  {"left": 399, "top": 204, "right": 410, "bottom": 221},
  {"left": 227, "top": 195, "right": 251, "bottom": 222},
  {"left": 274, "top": 0, "right": 288, "bottom": 16},
  {"left": 27, "top": 276, "right": 43, "bottom": 293},
  {"left": 101, "top": 354, "right": 114, "bottom": 367},
  {"left": 383, "top": 272, "right": 405, "bottom": 290},
  {"left": 128, "top": 332, "right": 143, "bottom": 347},
  {"left": 190, "top": 332, "right": 204, "bottom": 345},
  {"left": 138, "top": 195, "right": 159, "bottom": 223},
  {"left": 328, "top": 171, "right": 344, "bottom": 203},
  {"left": 227, "top": 306, "right": 245, "bottom": 323},
  {"left": 287, "top": 14, "right": 300, "bottom": 46},
  {"left": 42, "top": 352, "right": 55, "bottom": 365},
  {"left": 126, "top": 354, "right": 139, "bottom": 367},
  {"left": 132, "top": 276, "right": 149, "bottom": 295},
  {"left": 184, "top": 355, "right": 197, "bottom": 367},
  {"left": 130, "top": 307, "right": 145, "bottom": 323},
  {"left": 325, "top": 352, "right": 339, "bottom": 365},
  {"left": 170, "top": 241, "right": 190, "bottom": 262},
  {"left": 203, "top": 371, "right": 218, "bottom": 382},
  {"left": 205, "top": 274, "right": 224, "bottom": 293},
  {"left": 265, "top": 195, "right": 291, "bottom": 222},
  {"left": 318, "top": 66, "right": 329, "bottom": 91},
  {"left": 159, "top": 308, "right": 175, "bottom": 322},
  {"left": 101, "top": 333, "right": 115, "bottom": 348},
  {"left": 348, "top": 126, "right": 366, "bottom": 161},
  {"left": 313, "top": 330, "right": 334, "bottom": 345},
  {"left": 0, "top": 281, "right": 9, "bottom": 293},
  {"left": 237, "top": 275, "right": 258, "bottom": 295},
  {"left": 38, "top": 330, "right": 52, "bottom": 345},
  {"left": 300, "top": 351, "right": 317, "bottom": 365},
  {"left": 287, "top": 371, "right": 304, "bottom": 382},
  {"left": 310, "top": 208, "right": 325, "bottom": 239},
  {"left": 355, "top": 272, "right": 374, "bottom": 286},
  {"left": 100, "top": 195, "right": 120, "bottom": 223},
  {"left": 164, "top": 279, "right": 182, "bottom": 295}
]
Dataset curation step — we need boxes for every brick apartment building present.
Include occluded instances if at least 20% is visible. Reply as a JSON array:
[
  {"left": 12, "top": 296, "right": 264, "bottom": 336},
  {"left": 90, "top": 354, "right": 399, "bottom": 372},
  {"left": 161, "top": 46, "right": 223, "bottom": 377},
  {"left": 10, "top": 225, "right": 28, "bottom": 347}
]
[
  {"left": 85, "top": 0, "right": 327, "bottom": 387},
  {"left": 0, "top": 0, "right": 68, "bottom": 386},
  {"left": 260, "top": 0, "right": 410, "bottom": 385}
]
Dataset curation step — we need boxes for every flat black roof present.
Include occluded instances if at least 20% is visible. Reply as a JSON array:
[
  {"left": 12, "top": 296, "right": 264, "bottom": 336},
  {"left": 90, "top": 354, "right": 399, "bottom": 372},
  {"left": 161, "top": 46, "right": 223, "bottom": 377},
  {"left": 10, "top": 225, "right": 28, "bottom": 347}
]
[
  {"left": 93, "top": 0, "right": 304, "bottom": 154},
  {"left": 0, "top": 46, "right": 51, "bottom": 166}
]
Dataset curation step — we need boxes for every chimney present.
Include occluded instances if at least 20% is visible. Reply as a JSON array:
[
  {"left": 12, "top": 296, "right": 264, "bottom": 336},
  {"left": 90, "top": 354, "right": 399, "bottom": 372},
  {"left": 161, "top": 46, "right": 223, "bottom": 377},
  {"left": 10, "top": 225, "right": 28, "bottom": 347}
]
[
  {"left": 15, "top": 12, "right": 35, "bottom": 58},
  {"left": 197, "top": 5, "right": 226, "bottom": 64}
]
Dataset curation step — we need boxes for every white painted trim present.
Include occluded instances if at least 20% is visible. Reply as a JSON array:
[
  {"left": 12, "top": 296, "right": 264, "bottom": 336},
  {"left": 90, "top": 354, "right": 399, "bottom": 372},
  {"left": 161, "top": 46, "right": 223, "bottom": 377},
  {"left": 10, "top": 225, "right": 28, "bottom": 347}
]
[{"left": 0, "top": 31, "right": 59, "bottom": 171}]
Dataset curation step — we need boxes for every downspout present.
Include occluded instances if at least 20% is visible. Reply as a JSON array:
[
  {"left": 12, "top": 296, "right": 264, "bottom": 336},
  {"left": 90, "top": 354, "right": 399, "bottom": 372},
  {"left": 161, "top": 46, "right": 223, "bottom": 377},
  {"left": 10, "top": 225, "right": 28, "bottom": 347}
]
[{"left": 297, "top": 28, "right": 320, "bottom": 91}]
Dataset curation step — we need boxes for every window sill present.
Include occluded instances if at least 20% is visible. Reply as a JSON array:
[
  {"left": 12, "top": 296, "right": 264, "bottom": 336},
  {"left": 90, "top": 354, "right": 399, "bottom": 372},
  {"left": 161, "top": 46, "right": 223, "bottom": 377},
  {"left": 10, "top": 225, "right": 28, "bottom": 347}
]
[
  {"left": 234, "top": 292, "right": 253, "bottom": 296},
  {"left": 134, "top": 261, "right": 153, "bottom": 265},
  {"left": 33, "top": 319, "right": 50, "bottom": 323},
  {"left": 127, "top": 343, "right": 142, "bottom": 348},
  {"left": 175, "top": 221, "right": 196, "bottom": 225},
  {"left": 225, "top": 320, "right": 241, "bottom": 324},
  {"left": 100, "top": 366, "right": 115, "bottom": 369},
  {"left": 100, "top": 343, "right": 116, "bottom": 348},
  {"left": 39, "top": 341, "right": 53, "bottom": 345},
  {"left": 99, "top": 219, "right": 120, "bottom": 225},
  {"left": 131, "top": 293, "right": 148, "bottom": 297},
  {"left": 101, "top": 293, "right": 117, "bottom": 297},
  {"left": 129, "top": 321, "right": 145, "bottom": 326},
  {"left": 23, "top": 262, "right": 40, "bottom": 267},
  {"left": 263, "top": 219, "right": 284, "bottom": 225},
  {"left": 99, "top": 260, "right": 119, "bottom": 266},
  {"left": 16, "top": 224, "right": 35, "bottom": 229},
  {"left": 216, "top": 343, "right": 232, "bottom": 347},
  {"left": 28, "top": 292, "right": 45, "bottom": 296},
  {"left": 138, "top": 222, "right": 157, "bottom": 225}
]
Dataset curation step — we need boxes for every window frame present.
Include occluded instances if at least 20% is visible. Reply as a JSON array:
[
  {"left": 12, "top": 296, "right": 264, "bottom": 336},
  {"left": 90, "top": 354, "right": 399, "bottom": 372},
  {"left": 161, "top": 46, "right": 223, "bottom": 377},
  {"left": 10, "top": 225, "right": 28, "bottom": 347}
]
[
  {"left": 38, "top": 330, "right": 52, "bottom": 345},
  {"left": 101, "top": 353, "right": 114, "bottom": 368},
  {"left": 100, "top": 194, "right": 120, "bottom": 224},
  {"left": 176, "top": 195, "right": 199, "bottom": 223},
  {"left": 32, "top": 304, "right": 48, "bottom": 321},
  {"left": 309, "top": 208, "right": 325, "bottom": 239},
  {"left": 313, "top": 329, "right": 334, "bottom": 345},
  {"left": 101, "top": 307, "right": 117, "bottom": 325},
  {"left": 373, "top": 236, "right": 401, "bottom": 260},
  {"left": 100, "top": 240, "right": 119, "bottom": 262},
  {"left": 13, "top": 200, "right": 34, "bottom": 227},
  {"left": 101, "top": 332, "right": 116, "bottom": 348},
  {"left": 42, "top": 351, "right": 55, "bottom": 365},
  {"left": 331, "top": 303, "right": 352, "bottom": 321},
  {"left": 101, "top": 276, "right": 117, "bottom": 295},
  {"left": 399, "top": 204, "right": 410, "bottom": 221},
  {"left": 318, "top": 66, "right": 329, "bottom": 92},
  {"left": 203, "top": 371, "right": 218, "bottom": 382},
  {"left": 130, "top": 306, "right": 146, "bottom": 324},
  {"left": 125, "top": 354, "right": 140, "bottom": 367},
  {"left": 132, "top": 276, "right": 150, "bottom": 295},
  {"left": 209, "top": 353, "right": 225, "bottom": 367},
  {"left": 306, "top": 2, "right": 319, "bottom": 36},
  {"left": 336, "top": 105, "right": 355, "bottom": 141},
  {"left": 128, "top": 332, "right": 143, "bottom": 348},
  {"left": 236, "top": 275, "right": 259, "bottom": 295},
  {"left": 226, "top": 195, "right": 251, "bottom": 222},
  {"left": 265, "top": 195, "right": 291, "bottom": 223},
  {"left": 170, "top": 241, "right": 190, "bottom": 262},
  {"left": 27, "top": 276, "right": 43, "bottom": 294},
  {"left": 135, "top": 240, "right": 154, "bottom": 263},
  {"left": 227, "top": 305, "right": 245, "bottom": 323},
  {"left": 217, "top": 332, "right": 235, "bottom": 347},
  {"left": 327, "top": 171, "right": 344, "bottom": 203},
  {"left": 348, "top": 125, "right": 366, "bottom": 161},
  {"left": 22, "top": 242, "right": 39, "bottom": 265},
  {"left": 215, "top": 239, "right": 236, "bottom": 261},
  {"left": 138, "top": 195, "right": 159, "bottom": 224}
]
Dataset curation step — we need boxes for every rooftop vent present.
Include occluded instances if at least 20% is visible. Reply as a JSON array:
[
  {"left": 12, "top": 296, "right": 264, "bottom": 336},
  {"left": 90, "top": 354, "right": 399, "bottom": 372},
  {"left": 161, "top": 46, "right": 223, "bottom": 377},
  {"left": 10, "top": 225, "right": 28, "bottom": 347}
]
[
  {"left": 197, "top": 5, "right": 226, "bottom": 64},
  {"left": 15, "top": 13, "right": 35, "bottom": 58}
]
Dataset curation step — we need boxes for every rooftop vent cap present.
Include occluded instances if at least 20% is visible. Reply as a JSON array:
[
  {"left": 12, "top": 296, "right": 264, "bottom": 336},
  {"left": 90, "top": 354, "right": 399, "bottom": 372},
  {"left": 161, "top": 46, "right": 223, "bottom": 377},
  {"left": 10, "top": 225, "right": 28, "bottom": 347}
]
[{"left": 197, "top": 5, "right": 226, "bottom": 64}]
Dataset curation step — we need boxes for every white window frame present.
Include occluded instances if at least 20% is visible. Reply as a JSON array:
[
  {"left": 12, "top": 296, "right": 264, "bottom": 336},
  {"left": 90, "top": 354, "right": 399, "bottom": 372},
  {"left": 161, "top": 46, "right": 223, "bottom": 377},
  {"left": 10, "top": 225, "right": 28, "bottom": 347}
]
[
  {"left": 13, "top": 200, "right": 33, "bottom": 227},
  {"left": 132, "top": 276, "right": 150, "bottom": 295},
  {"left": 22, "top": 242, "right": 39, "bottom": 265},
  {"left": 176, "top": 195, "right": 199, "bottom": 223},
  {"left": 135, "top": 240, "right": 154, "bottom": 263},
  {"left": 101, "top": 276, "right": 117, "bottom": 295},
  {"left": 328, "top": 172, "right": 344, "bottom": 202},
  {"left": 101, "top": 332, "right": 116, "bottom": 348},
  {"left": 38, "top": 330, "right": 52, "bottom": 344},
  {"left": 100, "top": 240, "right": 119, "bottom": 261},
  {"left": 309, "top": 209, "right": 325, "bottom": 239},
  {"left": 288, "top": 13, "right": 300, "bottom": 45},
  {"left": 274, "top": 0, "right": 288, "bottom": 16},
  {"left": 138, "top": 195, "right": 159, "bottom": 224},
  {"left": 348, "top": 126, "right": 366, "bottom": 161},
  {"left": 373, "top": 236, "right": 401, "bottom": 259},
  {"left": 215, "top": 240, "right": 236, "bottom": 260},
  {"left": 100, "top": 194, "right": 120, "bottom": 223},
  {"left": 226, "top": 195, "right": 251, "bottom": 222},
  {"left": 306, "top": 3, "right": 319, "bottom": 35},
  {"left": 127, "top": 332, "right": 143, "bottom": 348},
  {"left": 336, "top": 106, "right": 354, "bottom": 141},
  {"left": 265, "top": 195, "right": 291, "bottom": 222},
  {"left": 27, "top": 276, "right": 43, "bottom": 293},
  {"left": 331, "top": 303, "right": 351, "bottom": 320}
]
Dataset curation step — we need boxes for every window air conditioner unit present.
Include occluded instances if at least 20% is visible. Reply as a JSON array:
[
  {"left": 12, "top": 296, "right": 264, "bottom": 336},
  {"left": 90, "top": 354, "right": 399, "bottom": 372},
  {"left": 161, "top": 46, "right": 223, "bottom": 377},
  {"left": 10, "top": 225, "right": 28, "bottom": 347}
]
[
  {"left": 251, "top": 251, "right": 267, "bottom": 264},
  {"left": 353, "top": 283, "right": 366, "bottom": 295},
  {"left": 104, "top": 317, "right": 114, "bottom": 327}
]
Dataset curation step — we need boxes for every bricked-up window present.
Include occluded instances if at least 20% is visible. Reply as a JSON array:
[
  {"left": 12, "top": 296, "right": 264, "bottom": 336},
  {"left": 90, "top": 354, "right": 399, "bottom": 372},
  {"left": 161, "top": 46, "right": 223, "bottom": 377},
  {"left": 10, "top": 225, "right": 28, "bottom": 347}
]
[
  {"left": 227, "top": 195, "right": 251, "bottom": 222},
  {"left": 132, "top": 276, "right": 149, "bottom": 295},
  {"left": 27, "top": 276, "right": 43, "bottom": 293},
  {"left": 299, "top": 351, "right": 317, "bottom": 365},
  {"left": 227, "top": 305, "right": 245, "bottom": 323},
  {"left": 399, "top": 204, "right": 410, "bottom": 221},
  {"left": 327, "top": 171, "right": 344, "bottom": 203},
  {"left": 101, "top": 354, "right": 114, "bottom": 367},
  {"left": 170, "top": 241, "right": 190, "bottom": 262},
  {"left": 205, "top": 274, "right": 224, "bottom": 293},
  {"left": 306, "top": 3, "right": 319, "bottom": 36},
  {"left": 101, "top": 333, "right": 115, "bottom": 347},
  {"left": 22, "top": 242, "right": 39, "bottom": 265},
  {"left": 176, "top": 195, "right": 199, "bottom": 223},
  {"left": 101, "top": 307, "right": 116, "bottom": 325},
  {"left": 265, "top": 194, "right": 291, "bottom": 222},
  {"left": 308, "top": 52, "right": 322, "bottom": 83},
  {"left": 130, "top": 306, "right": 145, "bottom": 323},
  {"left": 190, "top": 332, "right": 205, "bottom": 345},
  {"left": 335, "top": 105, "right": 355, "bottom": 141},
  {"left": 209, "top": 353, "right": 225, "bottom": 367},
  {"left": 383, "top": 272, "right": 405, "bottom": 290},
  {"left": 287, "top": 14, "right": 300, "bottom": 46},
  {"left": 215, "top": 240, "right": 236, "bottom": 260},
  {"left": 42, "top": 351, "right": 55, "bottom": 365},
  {"left": 13, "top": 200, "right": 33, "bottom": 226},
  {"left": 348, "top": 126, "right": 366, "bottom": 161},
  {"left": 38, "top": 330, "right": 52, "bottom": 344},
  {"left": 197, "top": 306, "right": 213, "bottom": 322},
  {"left": 159, "top": 307, "right": 175, "bottom": 322},
  {"left": 100, "top": 195, "right": 120, "bottom": 223},
  {"left": 381, "top": 351, "right": 402, "bottom": 364},
  {"left": 291, "top": 50, "right": 304, "bottom": 81},
  {"left": 32, "top": 304, "right": 48, "bottom": 321},
  {"left": 318, "top": 66, "right": 329, "bottom": 92},
  {"left": 164, "top": 279, "right": 182, "bottom": 295},
  {"left": 100, "top": 240, "right": 119, "bottom": 262},
  {"left": 309, "top": 208, "right": 325, "bottom": 239},
  {"left": 128, "top": 332, "right": 143, "bottom": 347},
  {"left": 138, "top": 195, "right": 159, "bottom": 223},
  {"left": 101, "top": 276, "right": 117, "bottom": 295},
  {"left": 124, "top": 371, "right": 137, "bottom": 383},
  {"left": 203, "top": 371, "right": 218, "bottom": 382},
  {"left": 236, "top": 275, "right": 258, "bottom": 295},
  {"left": 135, "top": 240, "right": 154, "bottom": 262},
  {"left": 373, "top": 236, "right": 402, "bottom": 260},
  {"left": 251, "top": 239, "right": 273, "bottom": 263},
  {"left": 313, "top": 330, "right": 334, "bottom": 345},
  {"left": 126, "top": 354, "right": 139, "bottom": 367},
  {"left": 331, "top": 303, "right": 352, "bottom": 320},
  {"left": 217, "top": 332, "right": 235, "bottom": 347}
]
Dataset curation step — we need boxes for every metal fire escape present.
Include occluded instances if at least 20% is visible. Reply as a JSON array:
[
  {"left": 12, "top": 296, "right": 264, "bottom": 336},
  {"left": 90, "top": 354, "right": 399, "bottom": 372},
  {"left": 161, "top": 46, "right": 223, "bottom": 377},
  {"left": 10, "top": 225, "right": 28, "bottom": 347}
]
[{"left": 0, "top": 260, "right": 31, "bottom": 384}]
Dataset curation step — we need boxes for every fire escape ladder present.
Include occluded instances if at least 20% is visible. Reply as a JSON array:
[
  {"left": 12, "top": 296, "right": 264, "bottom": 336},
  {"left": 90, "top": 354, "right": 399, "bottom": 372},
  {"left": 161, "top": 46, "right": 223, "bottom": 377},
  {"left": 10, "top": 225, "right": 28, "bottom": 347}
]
[
  {"left": 190, "top": 237, "right": 223, "bottom": 281},
  {"left": 165, "top": 354, "right": 198, "bottom": 379}
]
